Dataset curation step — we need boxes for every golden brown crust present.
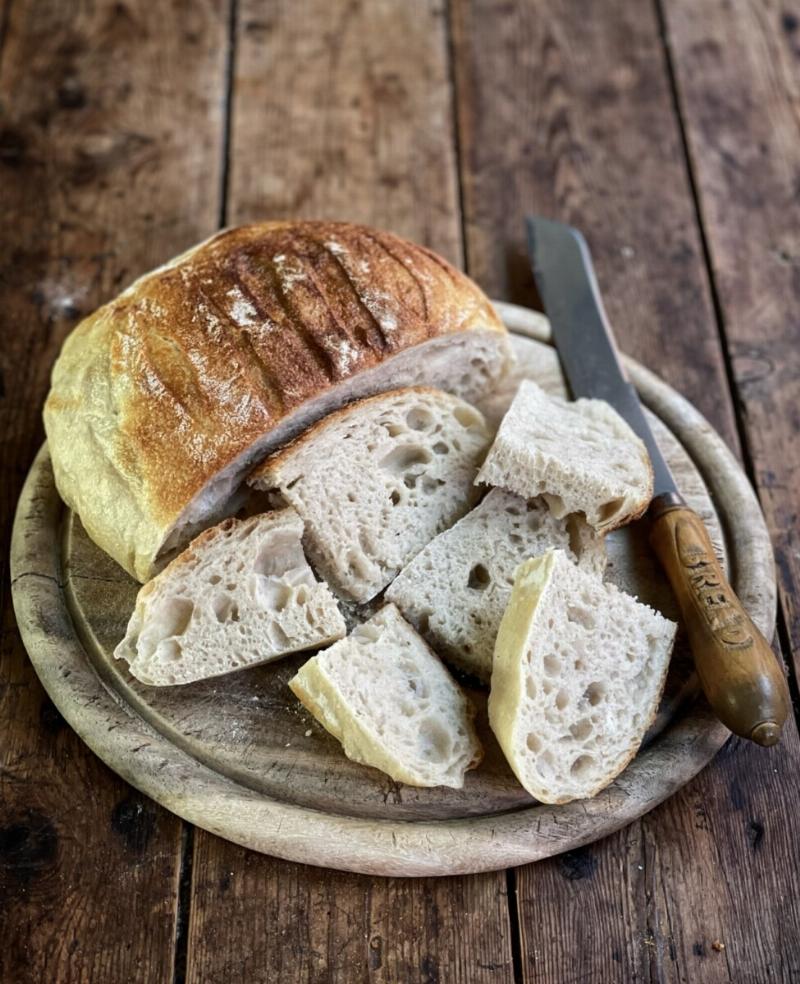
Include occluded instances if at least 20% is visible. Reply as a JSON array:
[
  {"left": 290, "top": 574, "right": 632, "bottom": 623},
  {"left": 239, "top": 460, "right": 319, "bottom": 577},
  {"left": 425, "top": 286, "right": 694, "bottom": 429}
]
[{"left": 43, "top": 221, "right": 507, "bottom": 581}]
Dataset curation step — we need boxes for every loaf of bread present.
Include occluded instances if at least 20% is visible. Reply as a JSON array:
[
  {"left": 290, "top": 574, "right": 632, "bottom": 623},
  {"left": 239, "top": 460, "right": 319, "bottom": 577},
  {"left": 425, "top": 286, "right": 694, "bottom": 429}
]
[
  {"left": 114, "top": 508, "right": 345, "bottom": 685},
  {"left": 489, "top": 550, "right": 676, "bottom": 804},
  {"left": 45, "top": 221, "right": 512, "bottom": 581},
  {"left": 289, "top": 604, "right": 482, "bottom": 788},
  {"left": 250, "top": 387, "right": 492, "bottom": 603},
  {"left": 477, "top": 380, "right": 653, "bottom": 533},
  {"left": 386, "top": 489, "right": 606, "bottom": 681}
]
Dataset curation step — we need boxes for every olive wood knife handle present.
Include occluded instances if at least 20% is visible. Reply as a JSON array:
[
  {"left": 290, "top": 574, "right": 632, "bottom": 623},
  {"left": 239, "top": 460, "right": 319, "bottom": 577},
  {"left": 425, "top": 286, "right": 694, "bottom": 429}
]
[{"left": 649, "top": 492, "right": 789, "bottom": 746}]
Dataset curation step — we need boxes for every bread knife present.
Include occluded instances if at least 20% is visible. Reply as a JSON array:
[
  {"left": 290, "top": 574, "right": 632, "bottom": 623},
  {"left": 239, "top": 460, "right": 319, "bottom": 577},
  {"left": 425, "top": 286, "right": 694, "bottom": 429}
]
[{"left": 526, "top": 215, "right": 789, "bottom": 746}]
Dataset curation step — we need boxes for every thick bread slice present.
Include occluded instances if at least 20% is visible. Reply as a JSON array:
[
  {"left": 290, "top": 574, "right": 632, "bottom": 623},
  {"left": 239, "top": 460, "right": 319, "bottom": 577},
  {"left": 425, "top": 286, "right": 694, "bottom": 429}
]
[
  {"left": 289, "top": 604, "right": 482, "bottom": 788},
  {"left": 250, "top": 387, "right": 492, "bottom": 603},
  {"left": 44, "top": 220, "right": 512, "bottom": 582},
  {"left": 476, "top": 380, "right": 653, "bottom": 533},
  {"left": 386, "top": 489, "right": 606, "bottom": 681},
  {"left": 489, "top": 550, "right": 676, "bottom": 804},
  {"left": 114, "top": 509, "right": 345, "bottom": 686}
]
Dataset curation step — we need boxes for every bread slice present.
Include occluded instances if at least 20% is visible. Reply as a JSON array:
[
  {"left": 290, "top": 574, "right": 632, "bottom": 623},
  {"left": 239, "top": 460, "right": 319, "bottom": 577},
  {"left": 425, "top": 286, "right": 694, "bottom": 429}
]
[
  {"left": 489, "top": 550, "right": 676, "bottom": 804},
  {"left": 476, "top": 379, "right": 653, "bottom": 533},
  {"left": 250, "top": 387, "right": 492, "bottom": 603},
  {"left": 289, "top": 604, "right": 482, "bottom": 788},
  {"left": 386, "top": 489, "right": 606, "bottom": 681},
  {"left": 44, "top": 220, "right": 512, "bottom": 583},
  {"left": 114, "top": 509, "right": 345, "bottom": 686}
]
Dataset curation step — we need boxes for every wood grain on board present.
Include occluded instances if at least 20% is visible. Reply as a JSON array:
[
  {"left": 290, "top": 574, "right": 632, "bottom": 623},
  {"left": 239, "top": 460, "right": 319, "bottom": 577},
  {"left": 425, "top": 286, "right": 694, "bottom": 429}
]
[
  {"left": 184, "top": 1, "right": 514, "bottom": 981},
  {"left": 662, "top": 0, "right": 800, "bottom": 679},
  {"left": 452, "top": 0, "right": 800, "bottom": 981},
  {"left": 0, "top": 0, "right": 228, "bottom": 980}
]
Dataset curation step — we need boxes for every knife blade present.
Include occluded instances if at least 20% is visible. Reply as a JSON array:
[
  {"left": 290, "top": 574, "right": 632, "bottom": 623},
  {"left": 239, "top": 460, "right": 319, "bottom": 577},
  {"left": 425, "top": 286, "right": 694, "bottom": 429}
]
[
  {"left": 526, "top": 216, "right": 676, "bottom": 497},
  {"left": 525, "top": 215, "right": 789, "bottom": 747}
]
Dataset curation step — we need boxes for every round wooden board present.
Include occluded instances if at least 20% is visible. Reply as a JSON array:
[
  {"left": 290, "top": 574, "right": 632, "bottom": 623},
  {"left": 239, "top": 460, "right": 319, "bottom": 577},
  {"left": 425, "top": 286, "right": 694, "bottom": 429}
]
[{"left": 11, "top": 302, "right": 776, "bottom": 876}]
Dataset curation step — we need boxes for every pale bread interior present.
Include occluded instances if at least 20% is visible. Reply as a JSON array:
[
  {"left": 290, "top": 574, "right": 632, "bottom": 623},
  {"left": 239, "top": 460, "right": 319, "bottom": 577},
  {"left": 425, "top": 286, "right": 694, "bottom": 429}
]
[
  {"left": 289, "top": 604, "right": 482, "bottom": 788},
  {"left": 488, "top": 550, "right": 676, "bottom": 804},
  {"left": 115, "top": 509, "right": 345, "bottom": 686},
  {"left": 252, "top": 388, "right": 492, "bottom": 603},
  {"left": 387, "top": 489, "right": 607, "bottom": 681},
  {"left": 477, "top": 379, "right": 653, "bottom": 533}
]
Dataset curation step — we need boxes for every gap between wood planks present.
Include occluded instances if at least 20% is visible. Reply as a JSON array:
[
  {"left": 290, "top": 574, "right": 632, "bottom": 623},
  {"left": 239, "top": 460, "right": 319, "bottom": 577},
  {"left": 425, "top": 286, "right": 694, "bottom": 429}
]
[{"left": 652, "top": 0, "right": 800, "bottom": 731}]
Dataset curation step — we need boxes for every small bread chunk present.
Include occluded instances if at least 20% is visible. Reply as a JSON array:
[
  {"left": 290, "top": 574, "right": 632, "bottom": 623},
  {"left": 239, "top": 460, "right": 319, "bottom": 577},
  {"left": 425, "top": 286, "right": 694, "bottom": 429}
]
[
  {"left": 489, "top": 550, "right": 675, "bottom": 804},
  {"left": 386, "top": 489, "right": 606, "bottom": 681},
  {"left": 250, "top": 387, "right": 492, "bottom": 603},
  {"left": 476, "top": 380, "right": 653, "bottom": 533},
  {"left": 115, "top": 509, "right": 345, "bottom": 686},
  {"left": 289, "top": 604, "right": 483, "bottom": 788}
]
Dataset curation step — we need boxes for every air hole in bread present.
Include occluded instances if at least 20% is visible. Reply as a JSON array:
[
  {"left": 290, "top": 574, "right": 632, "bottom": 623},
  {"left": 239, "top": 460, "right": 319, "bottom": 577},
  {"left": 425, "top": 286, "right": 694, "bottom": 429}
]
[
  {"left": 526, "top": 733, "right": 541, "bottom": 753},
  {"left": 542, "top": 493, "right": 567, "bottom": 518},
  {"left": 418, "top": 718, "right": 452, "bottom": 762},
  {"left": 406, "top": 407, "right": 435, "bottom": 431},
  {"left": 598, "top": 497, "right": 625, "bottom": 524},
  {"left": 569, "top": 718, "right": 593, "bottom": 741},
  {"left": 156, "top": 598, "right": 194, "bottom": 638},
  {"left": 255, "top": 579, "right": 292, "bottom": 612},
  {"left": 543, "top": 653, "right": 560, "bottom": 677},
  {"left": 382, "top": 421, "right": 406, "bottom": 438},
  {"left": 157, "top": 639, "right": 183, "bottom": 663},
  {"left": 525, "top": 677, "right": 537, "bottom": 700},
  {"left": 432, "top": 441, "right": 449, "bottom": 455},
  {"left": 212, "top": 595, "right": 239, "bottom": 623},
  {"left": 567, "top": 605, "right": 595, "bottom": 630},
  {"left": 421, "top": 476, "right": 445, "bottom": 495},
  {"left": 400, "top": 702, "right": 415, "bottom": 717},
  {"left": 390, "top": 489, "right": 402, "bottom": 506},
  {"left": 527, "top": 513, "right": 542, "bottom": 533},
  {"left": 505, "top": 505, "right": 522, "bottom": 516},
  {"left": 268, "top": 622, "right": 290, "bottom": 648},
  {"left": 208, "top": 574, "right": 222, "bottom": 586},
  {"left": 453, "top": 405, "right": 483, "bottom": 430},
  {"left": 404, "top": 474, "right": 417, "bottom": 490},
  {"left": 570, "top": 754, "right": 596, "bottom": 779},
  {"left": 380, "top": 445, "right": 432, "bottom": 474},
  {"left": 555, "top": 689, "right": 569, "bottom": 711},
  {"left": 585, "top": 682, "right": 605, "bottom": 706},
  {"left": 467, "top": 563, "right": 491, "bottom": 591}
]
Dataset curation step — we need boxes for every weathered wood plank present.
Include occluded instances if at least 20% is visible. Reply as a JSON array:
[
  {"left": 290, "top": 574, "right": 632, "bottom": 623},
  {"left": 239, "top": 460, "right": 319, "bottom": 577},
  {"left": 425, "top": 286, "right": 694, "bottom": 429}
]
[
  {"left": 453, "top": 1, "right": 800, "bottom": 981},
  {"left": 226, "top": 0, "right": 463, "bottom": 265},
  {"left": 0, "top": 1, "right": 229, "bottom": 980},
  {"left": 185, "top": 2, "right": 514, "bottom": 981},
  {"left": 661, "top": 0, "right": 800, "bottom": 679}
]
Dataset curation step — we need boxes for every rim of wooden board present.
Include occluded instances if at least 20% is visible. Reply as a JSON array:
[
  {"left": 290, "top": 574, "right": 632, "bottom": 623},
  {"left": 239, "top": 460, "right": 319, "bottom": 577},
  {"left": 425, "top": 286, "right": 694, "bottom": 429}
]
[{"left": 10, "top": 301, "right": 776, "bottom": 877}]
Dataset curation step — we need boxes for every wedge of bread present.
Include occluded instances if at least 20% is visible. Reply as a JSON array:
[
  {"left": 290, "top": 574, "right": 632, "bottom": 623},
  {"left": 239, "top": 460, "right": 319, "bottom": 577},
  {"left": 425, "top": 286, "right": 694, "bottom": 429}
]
[
  {"left": 114, "top": 509, "right": 345, "bottom": 686},
  {"left": 250, "top": 387, "right": 492, "bottom": 603},
  {"left": 289, "top": 604, "right": 482, "bottom": 788},
  {"left": 386, "top": 489, "right": 606, "bottom": 681},
  {"left": 489, "top": 550, "right": 676, "bottom": 804},
  {"left": 476, "top": 379, "right": 653, "bottom": 533}
]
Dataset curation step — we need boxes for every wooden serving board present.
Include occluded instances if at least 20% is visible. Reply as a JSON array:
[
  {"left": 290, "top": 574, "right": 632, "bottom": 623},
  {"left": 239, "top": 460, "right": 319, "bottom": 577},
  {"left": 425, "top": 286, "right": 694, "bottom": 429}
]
[{"left": 10, "top": 303, "right": 776, "bottom": 876}]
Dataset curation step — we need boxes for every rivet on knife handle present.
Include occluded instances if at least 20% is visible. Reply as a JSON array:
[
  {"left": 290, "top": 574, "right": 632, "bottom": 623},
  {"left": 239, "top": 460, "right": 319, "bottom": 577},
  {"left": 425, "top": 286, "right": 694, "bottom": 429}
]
[{"left": 649, "top": 492, "right": 790, "bottom": 745}]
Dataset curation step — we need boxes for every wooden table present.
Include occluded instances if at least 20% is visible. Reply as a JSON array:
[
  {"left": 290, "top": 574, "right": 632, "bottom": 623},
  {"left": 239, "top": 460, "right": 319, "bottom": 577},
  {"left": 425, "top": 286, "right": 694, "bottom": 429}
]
[{"left": 1, "top": 1, "right": 799, "bottom": 981}]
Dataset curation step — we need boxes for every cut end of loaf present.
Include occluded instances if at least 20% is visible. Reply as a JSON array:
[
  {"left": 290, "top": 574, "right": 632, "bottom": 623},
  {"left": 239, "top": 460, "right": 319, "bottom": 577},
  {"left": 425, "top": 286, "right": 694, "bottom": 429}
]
[
  {"left": 489, "top": 550, "right": 676, "bottom": 804},
  {"left": 114, "top": 508, "right": 346, "bottom": 686},
  {"left": 289, "top": 604, "right": 483, "bottom": 788}
]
